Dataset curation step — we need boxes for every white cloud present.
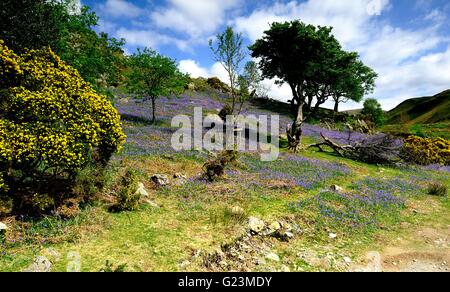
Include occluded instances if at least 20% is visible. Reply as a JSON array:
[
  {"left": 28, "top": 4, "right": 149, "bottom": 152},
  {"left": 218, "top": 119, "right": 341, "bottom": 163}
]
[
  {"left": 98, "top": 0, "right": 143, "bottom": 19},
  {"left": 151, "top": 0, "right": 240, "bottom": 38},
  {"left": 231, "top": 0, "right": 450, "bottom": 110},
  {"left": 116, "top": 28, "right": 191, "bottom": 52},
  {"left": 179, "top": 60, "right": 209, "bottom": 78},
  {"left": 178, "top": 60, "right": 229, "bottom": 84}
]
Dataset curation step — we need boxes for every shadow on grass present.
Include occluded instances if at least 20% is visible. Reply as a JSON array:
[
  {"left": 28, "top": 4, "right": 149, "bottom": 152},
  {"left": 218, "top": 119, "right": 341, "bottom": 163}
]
[{"left": 121, "top": 114, "right": 169, "bottom": 127}]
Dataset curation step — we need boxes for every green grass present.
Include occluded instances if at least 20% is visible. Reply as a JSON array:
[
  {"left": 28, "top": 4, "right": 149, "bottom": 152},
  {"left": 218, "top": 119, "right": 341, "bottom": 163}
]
[{"left": 1, "top": 143, "right": 449, "bottom": 272}]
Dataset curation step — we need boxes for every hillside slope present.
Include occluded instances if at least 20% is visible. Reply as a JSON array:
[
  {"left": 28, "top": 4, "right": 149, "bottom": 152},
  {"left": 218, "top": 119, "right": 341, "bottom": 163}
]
[{"left": 387, "top": 89, "right": 450, "bottom": 125}]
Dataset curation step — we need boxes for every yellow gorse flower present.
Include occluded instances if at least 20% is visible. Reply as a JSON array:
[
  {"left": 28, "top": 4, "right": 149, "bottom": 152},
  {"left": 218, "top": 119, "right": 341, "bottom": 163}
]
[{"left": 0, "top": 40, "right": 126, "bottom": 191}]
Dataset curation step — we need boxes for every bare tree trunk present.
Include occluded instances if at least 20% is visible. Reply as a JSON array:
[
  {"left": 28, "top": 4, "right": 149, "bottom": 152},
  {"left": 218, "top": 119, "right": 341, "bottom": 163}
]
[
  {"left": 151, "top": 96, "right": 156, "bottom": 124},
  {"left": 334, "top": 100, "right": 339, "bottom": 113},
  {"left": 287, "top": 102, "right": 304, "bottom": 152}
]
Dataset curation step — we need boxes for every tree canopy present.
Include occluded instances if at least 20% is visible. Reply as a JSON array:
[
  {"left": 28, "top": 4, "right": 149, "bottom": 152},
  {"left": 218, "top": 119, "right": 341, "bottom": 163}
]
[
  {"left": 249, "top": 20, "right": 377, "bottom": 150},
  {"left": 126, "top": 48, "right": 187, "bottom": 123},
  {"left": 209, "top": 26, "right": 246, "bottom": 114}
]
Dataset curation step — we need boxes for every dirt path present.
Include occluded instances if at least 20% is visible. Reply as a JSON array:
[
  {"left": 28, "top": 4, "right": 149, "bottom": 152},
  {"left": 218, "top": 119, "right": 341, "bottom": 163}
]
[{"left": 353, "top": 226, "right": 449, "bottom": 272}]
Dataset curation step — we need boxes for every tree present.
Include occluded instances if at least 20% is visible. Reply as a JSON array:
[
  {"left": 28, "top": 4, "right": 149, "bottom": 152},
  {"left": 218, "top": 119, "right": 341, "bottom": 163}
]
[
  {"left": 331, "top": 51, "right": 377, "bottom": 113},
  {"left": 242, "top": 61, "right": 262, "bottom": 97},
  {"left": 0, "top": 41, "right": 125, "bottom": 209},
  {"left": 126, "top": 48, "right": 187, "bottom": 124},
  {"left": 250, "top": 21, "right": 376, "bottom": 151},
  {"left": 209, "top": 26, "right": 246, "bottom": 114},
  {"left": 250, "top": 21, "right": 340, "bottom": 150},
  {"left": 0, "top": 0, "right": 126, "bottom": 93},
  {"left": 361, "top": 98, "right": 385, "bottom": 126},
  {"left": 0, "top": 0, "right": 66, "bottom": 54}
]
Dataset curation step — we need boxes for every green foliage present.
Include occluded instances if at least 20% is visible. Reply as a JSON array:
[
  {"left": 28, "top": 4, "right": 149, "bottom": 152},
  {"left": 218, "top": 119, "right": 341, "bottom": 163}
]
[
  {"left": 361, "top": 98, "right": 385, "bottom": 126},
  {"left": 242, "top": 61, "right": 262, "bottom": 96},
  {"left": 0, "top": 0, "right": 126, "bottom": 93},
  {"left": 249, "top": 20, "right": 377, "bottom": 129},
  {"left": 331, "top": 51, "right": 377, "bottom": 112},
  {"left": 126, "top": 48, "right": 188, "bottom": 123},
  {"left": 209, "top": 27, "right": 246, "bottom": 113},
  {"left": 30, "top": 193, "right": 55, "bottom": 213},
  {"left": 403, "top": 136, "right": 450, "bottom": 166},
  {"left": 218, "top": 104, "right": 233, "bottom": 122},
  {"left": 0, "top": 0, "right": 67, "bottom": 54},
  {"left": 207, "top": 77, "right": 228, "bottom": 92},
  {"left": 427, "top": 182, "right": 448, "bottom": 197},
  {"left": 113, "top": 169, "right": 140, "bottom": 212},
  {"left": 0, "top": 41, "right": 125, "bottom": 209}
]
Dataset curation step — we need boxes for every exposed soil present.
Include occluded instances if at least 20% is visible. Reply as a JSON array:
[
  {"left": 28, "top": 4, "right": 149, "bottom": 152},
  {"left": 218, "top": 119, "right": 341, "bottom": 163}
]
[{"left": 353, "top": 226, "right": 449, "bottom": 272}]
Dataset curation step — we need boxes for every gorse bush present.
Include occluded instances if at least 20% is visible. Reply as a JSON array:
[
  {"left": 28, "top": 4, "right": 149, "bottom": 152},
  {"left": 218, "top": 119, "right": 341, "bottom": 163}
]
[
  {"left": 403, "top": 136, "right": 450, "bottom": 166},
  {"left": 0, "top": 40, "right": 126, "bottom": 210},
  {"left": 112, "top": 169, "right": 141, "bottom": 212}
]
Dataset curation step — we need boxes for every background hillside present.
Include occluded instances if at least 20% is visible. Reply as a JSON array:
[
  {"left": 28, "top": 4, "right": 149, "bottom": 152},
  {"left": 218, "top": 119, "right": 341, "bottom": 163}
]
[{"left": 386, "top": 89, "right": 450, "bottom": 125}]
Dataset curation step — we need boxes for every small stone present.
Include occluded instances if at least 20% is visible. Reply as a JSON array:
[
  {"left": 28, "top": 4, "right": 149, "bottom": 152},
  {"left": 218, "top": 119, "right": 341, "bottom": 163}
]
[
  {"left": 330, "top": 185, "right": 344, "bottom": 193},
  {"left": 265, "top": 252, "right": 280, "bottom": 262},
  {"left": 179, "top": 260, "right": 190, "bottom": 268},
  {"left": 0, "top": 222, "right": 7, "bottom": 230},
  {"left": 135, "top": 182, "right": 149, "bottom": 198},
  {"left": 248, "top": 217, "right": 266, "bottom": 234},
  {"left": 268, "top": 221, "right": 282, "bottom": 233},
  {"left": 329, "top": 233, "right": 337, "bottom": 239},
  {"left": 151, "top": 174, "right": 169, "bottom": 187},
  {"left": 343, "top": 257, "right": 352, "bottom": 264},
  {"left": 284, "top": 231, "right": 294, "bottom": 239},
  {"left": 255, "top": 259, "right": 266, "bottom": 266},
  {"left": 280, "top": 265, "right": 290, "bottom": 272},
  {"left": 23, "top": 256, "right": 52, "bottom": 272}
]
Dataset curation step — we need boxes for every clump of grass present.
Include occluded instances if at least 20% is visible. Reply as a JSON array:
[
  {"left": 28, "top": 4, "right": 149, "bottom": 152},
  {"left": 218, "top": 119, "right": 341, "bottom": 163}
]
[
  {"left": 427, "top": 182, "right": 448, "bottom": 197},
  {"left": 111, "top": 169, "right": 141, "bottom": 212},
  {"left": 99, "top": 260, "right": 127, "bottom": 272}
]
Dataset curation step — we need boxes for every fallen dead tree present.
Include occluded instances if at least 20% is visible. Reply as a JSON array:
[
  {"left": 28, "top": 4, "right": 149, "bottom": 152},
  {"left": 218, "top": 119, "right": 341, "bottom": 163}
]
[{"left": 308, "top": 133, "right": 403, "bottom": 165}]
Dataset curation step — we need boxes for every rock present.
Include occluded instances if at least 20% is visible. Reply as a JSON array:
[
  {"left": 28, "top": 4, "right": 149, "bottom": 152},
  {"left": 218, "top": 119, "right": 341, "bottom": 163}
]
[
  {"left": 135, "top": 182, "right": 149, "bottom": 198},
  {"left": 343, "top": 257, "right": 352, "bottom": 264},
  {"left": 23, "top": 256, "right": 52, "bottom": 272},
  {"left": 265, "top": 252, "right": 280, "bottom": 262},
  {"left": 329, "top": 233, "right": 337, "bottom": 239},
  {"left": 248, "top": 217, "right": 266, "bottom": 234},
  {"left": 173, "top": 173, "right": 187, "bottom": 186},
  {"left": 0, "top": 222, "right": 7, "bottom": 242},
  {"left": 280, "top": 265, "right": 290, "bottom": 272},
  {"left": 268, "top": 221, "right": 282, "bottom": 233},
  {"left": 330, "top": 185, "right": 344, "bottom": 193},
  {"left": 151, "top": 174, "right": 169, "bottom": 187}
]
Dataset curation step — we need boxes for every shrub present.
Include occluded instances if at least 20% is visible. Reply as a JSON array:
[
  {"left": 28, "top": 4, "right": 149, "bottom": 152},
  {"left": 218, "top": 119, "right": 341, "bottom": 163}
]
[
  {"left": 113, "top": 169, "right": 141, "bottom": 212},
  {"left": 427, "top": 182, "right": 448, "bottom": 197},
  {"left": 361, "top": 98, "right": 385, "bottom": 126},
  {"left": 207, "top": 77, "right": 229, "bottom": 92},
  {"left": 403, "top": 136, "right": 450, "bottom": 166},
  {"left": 0, "top": 40, "right": 126, "bottom": 210},
  {"left": 218, "top": 104, "right": 233, "bottom": 122},
  {"left": 203, "top": 150, "right": 239, "bottom": 181}
]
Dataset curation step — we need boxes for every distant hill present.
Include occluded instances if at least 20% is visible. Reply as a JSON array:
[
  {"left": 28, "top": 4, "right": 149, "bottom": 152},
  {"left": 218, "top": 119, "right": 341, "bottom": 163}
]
[{"left": 386, "top": 89, "right": 450, "bottom": 125}]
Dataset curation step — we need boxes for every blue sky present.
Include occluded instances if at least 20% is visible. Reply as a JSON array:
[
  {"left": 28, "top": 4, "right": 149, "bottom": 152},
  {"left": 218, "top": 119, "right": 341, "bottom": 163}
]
[{"left": 80, "top": 0, "right": 450, "bottom": 110}]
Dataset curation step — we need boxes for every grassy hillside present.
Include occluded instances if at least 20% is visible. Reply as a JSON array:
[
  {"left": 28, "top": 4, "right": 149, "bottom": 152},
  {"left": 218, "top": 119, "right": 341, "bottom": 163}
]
[
  {"left": 1, "top": 91, "right": 449, "bottom": 272},
  {"left": 387, "top": 89, "right": 450, "bottom": 125}
]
